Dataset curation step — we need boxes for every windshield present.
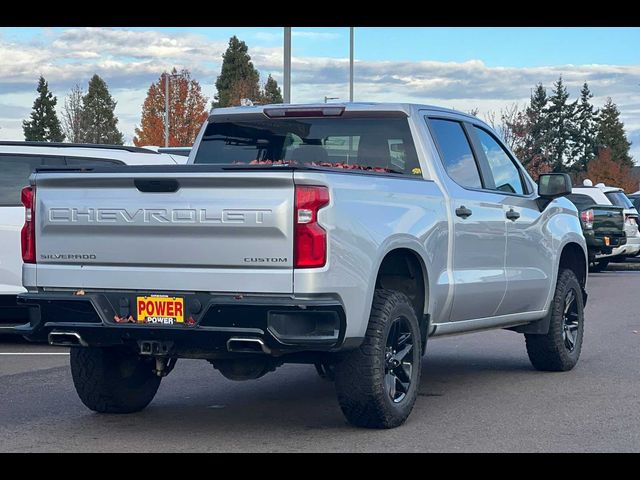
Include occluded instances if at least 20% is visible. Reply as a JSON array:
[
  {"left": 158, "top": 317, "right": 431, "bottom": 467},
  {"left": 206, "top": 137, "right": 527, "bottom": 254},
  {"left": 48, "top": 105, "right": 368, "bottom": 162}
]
[
  {"left": 605, "top": 191, "right": 634, "bottom": 209},
  {"left": 193, "top": 116, "right": 421, "bottom": 176}
]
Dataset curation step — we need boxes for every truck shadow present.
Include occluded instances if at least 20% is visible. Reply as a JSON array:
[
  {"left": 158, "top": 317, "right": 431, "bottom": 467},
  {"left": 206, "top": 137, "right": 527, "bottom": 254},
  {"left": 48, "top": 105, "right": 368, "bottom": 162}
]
[{"left": 74, "top": 353, "right": 537, "bottom": 439}]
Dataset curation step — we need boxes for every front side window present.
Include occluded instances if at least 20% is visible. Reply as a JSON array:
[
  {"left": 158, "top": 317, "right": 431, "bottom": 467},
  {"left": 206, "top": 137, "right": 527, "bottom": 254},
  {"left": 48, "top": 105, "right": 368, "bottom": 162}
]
[
  {"left": 193, "top": 116, "right": 421, "bottom": 176},
  {"left": 429, "top": 118, "right": 482, "bottom": 189},
  {"left": 473, "top": 127, "right": 526, "bottom": 195}
]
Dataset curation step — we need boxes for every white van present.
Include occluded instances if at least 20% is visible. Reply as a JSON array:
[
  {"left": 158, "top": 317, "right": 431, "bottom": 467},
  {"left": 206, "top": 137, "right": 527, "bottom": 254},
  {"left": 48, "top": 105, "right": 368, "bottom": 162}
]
[{"left": 0, "top": 142, "right": 180, "bottom": 329}]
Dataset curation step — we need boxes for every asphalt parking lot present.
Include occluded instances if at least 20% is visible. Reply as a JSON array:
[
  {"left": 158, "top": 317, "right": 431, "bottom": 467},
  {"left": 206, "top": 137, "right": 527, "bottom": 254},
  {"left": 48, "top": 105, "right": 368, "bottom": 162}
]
[{"left": 1, "top": 270, "right": 639, "bottom": 453}]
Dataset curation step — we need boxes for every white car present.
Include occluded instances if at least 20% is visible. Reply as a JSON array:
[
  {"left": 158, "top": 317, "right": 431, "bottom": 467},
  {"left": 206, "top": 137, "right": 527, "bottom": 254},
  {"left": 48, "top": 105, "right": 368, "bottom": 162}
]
[
  {"left": 0, "top": 142, "right": 181, "bottom": 329},
  {"left": 572, "top": 180, "right": 640, "bottom": 258}
]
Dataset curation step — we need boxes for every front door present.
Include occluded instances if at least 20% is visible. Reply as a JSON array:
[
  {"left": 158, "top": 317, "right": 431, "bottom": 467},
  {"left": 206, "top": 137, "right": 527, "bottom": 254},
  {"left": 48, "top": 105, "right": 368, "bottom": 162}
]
[{"left": 469, "top": 125, "right": 551, "bottom": 315}]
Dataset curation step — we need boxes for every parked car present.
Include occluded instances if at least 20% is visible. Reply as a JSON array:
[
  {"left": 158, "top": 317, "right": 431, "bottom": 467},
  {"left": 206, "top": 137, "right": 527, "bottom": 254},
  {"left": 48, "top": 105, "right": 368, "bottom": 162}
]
[
  {"left": 0, "top": 142, "right": 180, "bottom": 330},
  {"left": 572, "top": 180, "right": 640, "bottom": 260},
  {"left": 626, "top": 192, "right": 640, "bottom": 214},
  {"left": 566, "top": 193, "right": 625, "bottom": 271},
  {"left": 16, "top": 103, "right": 587, "bottom": 428}
]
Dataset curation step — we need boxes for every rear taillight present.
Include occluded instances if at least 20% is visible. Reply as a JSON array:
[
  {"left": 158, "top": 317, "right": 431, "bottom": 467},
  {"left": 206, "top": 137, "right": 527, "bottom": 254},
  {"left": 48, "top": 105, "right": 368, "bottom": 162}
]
[
  {"left": 264, "top": 106, "right": 344, "bottom": 118},
  {"left": 294, "top": 185, "right": 329, "bottom": 268},
  {"left": 580, "top": 209, "right": 594, "bottom": 229},
  {"left": 21, "top": 186, "right": 36, "bottom": 263}
]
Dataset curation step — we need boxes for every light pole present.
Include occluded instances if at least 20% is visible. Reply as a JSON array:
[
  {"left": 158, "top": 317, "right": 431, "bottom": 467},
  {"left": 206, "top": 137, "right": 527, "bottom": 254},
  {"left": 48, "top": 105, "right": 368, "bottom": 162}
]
[
  {"left": 349, "top": 27, "right": 354, "bottom": 102},
  {"left": 283, "top": 27, "right": 292, "bottom": 103},
  {"left": 164, "top": 72, "right": 184, "bottom": 147}
]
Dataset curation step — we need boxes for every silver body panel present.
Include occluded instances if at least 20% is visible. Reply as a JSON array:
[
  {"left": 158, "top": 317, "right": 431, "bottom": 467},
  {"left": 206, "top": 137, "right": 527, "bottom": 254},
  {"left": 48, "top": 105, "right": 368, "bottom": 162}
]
[{"left": 23, "top": 103, "right": 588, "bottom": 344}]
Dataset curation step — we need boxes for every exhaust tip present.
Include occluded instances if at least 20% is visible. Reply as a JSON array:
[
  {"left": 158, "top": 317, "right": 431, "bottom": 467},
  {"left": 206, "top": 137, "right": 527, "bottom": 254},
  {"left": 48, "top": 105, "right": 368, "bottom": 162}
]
[
  {"left": 48, "top": 331, "right": 87, "bottom": 347},
  {"left": 226, "top": 337, "right": 270, "bottom": 354}
]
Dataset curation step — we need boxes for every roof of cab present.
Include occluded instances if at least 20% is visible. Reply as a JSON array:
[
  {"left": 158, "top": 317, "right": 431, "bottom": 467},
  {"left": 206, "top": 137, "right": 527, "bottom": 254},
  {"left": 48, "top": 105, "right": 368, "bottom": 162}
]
[{"left": 208, "top": 102, "right": 482, "bottom": 123}]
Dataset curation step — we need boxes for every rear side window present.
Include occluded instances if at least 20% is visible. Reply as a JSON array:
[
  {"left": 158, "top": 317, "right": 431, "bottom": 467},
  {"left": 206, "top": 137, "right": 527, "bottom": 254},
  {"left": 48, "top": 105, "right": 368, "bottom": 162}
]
[
  {"left": 193, "top": 116, "right": 421, "bottom": 176},
  {"left": 605, "top": 191, "right": 634, "bottom": 209},
  {"left": 0, "top": 154, "right": 63, "bottom": 206},
  {"left": 429, "top": 118, "right": 482, "bottom": 189},
  {"left": 473, "top": 127, "right": 527, "bottom": 195}
]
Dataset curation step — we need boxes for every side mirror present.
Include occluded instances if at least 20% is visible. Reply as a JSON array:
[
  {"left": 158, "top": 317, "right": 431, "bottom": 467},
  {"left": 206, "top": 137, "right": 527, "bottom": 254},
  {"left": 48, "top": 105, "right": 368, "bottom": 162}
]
[{"left": 537, "top": 173, "right": 572, "bottom": 210}]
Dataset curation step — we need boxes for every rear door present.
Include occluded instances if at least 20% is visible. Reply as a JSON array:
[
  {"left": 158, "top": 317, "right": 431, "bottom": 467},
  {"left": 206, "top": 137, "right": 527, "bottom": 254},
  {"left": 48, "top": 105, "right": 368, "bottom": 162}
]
[
  {"left": 427, "top": 117, "right": 507, "bottom": 321},
  {"left": 33, "top": 169, "right": 295, "bottom": 293}
]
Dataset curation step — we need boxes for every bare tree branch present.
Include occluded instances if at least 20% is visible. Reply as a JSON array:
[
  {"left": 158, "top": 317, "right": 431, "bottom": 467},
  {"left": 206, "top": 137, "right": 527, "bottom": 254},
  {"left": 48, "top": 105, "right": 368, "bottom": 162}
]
[{"left": 61, "top": 84, "right": 84, "bottom": 143}]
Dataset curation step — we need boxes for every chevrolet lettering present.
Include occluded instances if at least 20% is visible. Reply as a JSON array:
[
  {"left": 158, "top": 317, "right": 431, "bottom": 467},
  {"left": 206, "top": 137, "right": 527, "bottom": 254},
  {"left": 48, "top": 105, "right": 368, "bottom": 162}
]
[{"left": 48, "top": 207, "right": 273, "bottom": 225}]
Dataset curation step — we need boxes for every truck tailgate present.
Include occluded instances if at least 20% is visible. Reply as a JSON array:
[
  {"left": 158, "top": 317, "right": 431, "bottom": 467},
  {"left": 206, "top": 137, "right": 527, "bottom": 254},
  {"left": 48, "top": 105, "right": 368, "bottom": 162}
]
[
  {"left": 32, "top": 170, "right": 294, "bottom": 293},
  {"left": 592, "top": 205, "right": 624, "bottom": 234}
]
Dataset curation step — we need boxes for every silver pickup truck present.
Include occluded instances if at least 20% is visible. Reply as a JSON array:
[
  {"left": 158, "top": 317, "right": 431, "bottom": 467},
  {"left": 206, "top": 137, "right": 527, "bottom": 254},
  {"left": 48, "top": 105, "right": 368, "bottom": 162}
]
[{"left": 17, "top": 103, "right": 588, "bottom": 428}]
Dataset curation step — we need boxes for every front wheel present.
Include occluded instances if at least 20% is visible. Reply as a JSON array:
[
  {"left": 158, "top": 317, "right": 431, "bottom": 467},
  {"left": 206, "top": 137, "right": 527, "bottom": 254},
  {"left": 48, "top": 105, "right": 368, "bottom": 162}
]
[
  {"left": 589, "top": 259, "right": 609, "bottom": 272},
  {"left": 525, "top": 268, "right": 585, "bottom": 371},
  {"left": 70, "top": 346, "right": 161, "bottom": 413},
  {"left": 334, "top": 289, "right": 422, "bottom": 428}
]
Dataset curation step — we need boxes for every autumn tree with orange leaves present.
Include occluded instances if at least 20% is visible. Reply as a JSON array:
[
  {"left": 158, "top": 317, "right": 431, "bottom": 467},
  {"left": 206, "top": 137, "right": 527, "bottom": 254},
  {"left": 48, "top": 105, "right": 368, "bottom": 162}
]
[
  {"left": 581, "top": 147, "right": 637, "bottom": 192},
  {"left": 133, "top": 68, "right": 208, "bottom": 147}
]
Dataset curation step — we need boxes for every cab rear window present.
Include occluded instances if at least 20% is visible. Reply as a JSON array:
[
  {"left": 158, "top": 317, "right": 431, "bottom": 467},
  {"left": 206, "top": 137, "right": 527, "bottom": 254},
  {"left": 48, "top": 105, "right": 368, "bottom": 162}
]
[{"left": 193, "top": 116, "right": 422, "bottom": 176}]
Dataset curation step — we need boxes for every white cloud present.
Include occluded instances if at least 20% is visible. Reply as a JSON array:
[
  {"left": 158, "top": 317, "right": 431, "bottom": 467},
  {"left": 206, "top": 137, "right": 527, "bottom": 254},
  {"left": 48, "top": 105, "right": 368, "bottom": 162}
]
[{"left": 0, "top": 27, "right": 638, "bottom": 161}]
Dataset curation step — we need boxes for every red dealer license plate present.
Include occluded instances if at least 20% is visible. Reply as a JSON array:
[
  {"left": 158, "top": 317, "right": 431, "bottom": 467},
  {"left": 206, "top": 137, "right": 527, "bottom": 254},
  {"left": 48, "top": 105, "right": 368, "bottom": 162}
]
[{"left": 136, "top": 296, "right": 184, "bottom": 325}]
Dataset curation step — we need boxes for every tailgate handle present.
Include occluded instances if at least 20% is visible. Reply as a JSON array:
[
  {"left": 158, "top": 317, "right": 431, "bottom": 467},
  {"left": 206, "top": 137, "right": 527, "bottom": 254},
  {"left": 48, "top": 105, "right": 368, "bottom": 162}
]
[{"left": 134, "top": 179, "right": 179, "bottom": 193}]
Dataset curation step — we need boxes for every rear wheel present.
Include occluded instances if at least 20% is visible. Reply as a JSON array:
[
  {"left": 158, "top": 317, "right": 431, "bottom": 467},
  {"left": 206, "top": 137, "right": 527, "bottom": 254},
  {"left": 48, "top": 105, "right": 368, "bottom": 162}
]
[
  {"left": 70, "top": 346, "right": 161, "bottom": 413},
  {"left": 525, "top": 269, "right": 584, "bottom": 371},
  {"left": 334, "top": 289, "right": 422, "bottom": 429}
]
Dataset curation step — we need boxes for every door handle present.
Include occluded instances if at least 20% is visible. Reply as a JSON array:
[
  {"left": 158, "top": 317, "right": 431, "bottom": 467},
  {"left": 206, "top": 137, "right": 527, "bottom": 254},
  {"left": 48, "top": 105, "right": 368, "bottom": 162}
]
[
  {"left": 506, "top": 208, "right": 520, "bottom": 221},
  {"left": 455, "top": 206, "right": 473, "bottom": 219},
  {"left": 134, "top": 178, "right": 180, "bottom": 193}
]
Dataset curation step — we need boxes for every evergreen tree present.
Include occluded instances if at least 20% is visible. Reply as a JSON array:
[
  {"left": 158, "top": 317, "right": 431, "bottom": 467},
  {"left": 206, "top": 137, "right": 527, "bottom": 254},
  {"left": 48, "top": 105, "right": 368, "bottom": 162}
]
[
  {"left": 79, "top": 74, "right": 124, "bottom": 145},
  {"left": 262, "top": 74, "right": 283, "bottom": 104},
  {"left": 596, "top": 98, "right": 633, "bottom": 167},
  {"left": 22, "top": 76, "right": 65, "bottom": 142},
  {"left": 518, "top": 83, "right": 551, "bottom": 174},
  {"left": 214, "top": 36, "right": 261, "bottom": 108},
  {"left": 545, "top": 77, "right": 576, "bottom": 172},
  {"left": 571, "top": 83, "right": 598, "bottom": 172}
]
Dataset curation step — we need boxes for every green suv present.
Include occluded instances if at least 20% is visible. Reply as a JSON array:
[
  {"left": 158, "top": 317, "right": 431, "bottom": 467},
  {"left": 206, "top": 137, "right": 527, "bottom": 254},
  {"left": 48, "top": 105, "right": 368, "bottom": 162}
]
[{"left": 567, "top": 193, "right": 626, "bottom": 271}]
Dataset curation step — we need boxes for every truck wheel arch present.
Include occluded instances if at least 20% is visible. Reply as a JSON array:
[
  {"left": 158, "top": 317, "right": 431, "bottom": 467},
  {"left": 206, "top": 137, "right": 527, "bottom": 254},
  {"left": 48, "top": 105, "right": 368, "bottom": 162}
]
[
  {"left": 558, "top": 242, "right": 587, "bottom": 294},
  {"left": 513, "top": 241, "right": 588, "bottom": 335},
  {"left": 373, "top": 248, "right": 430, "bottom": 354}
]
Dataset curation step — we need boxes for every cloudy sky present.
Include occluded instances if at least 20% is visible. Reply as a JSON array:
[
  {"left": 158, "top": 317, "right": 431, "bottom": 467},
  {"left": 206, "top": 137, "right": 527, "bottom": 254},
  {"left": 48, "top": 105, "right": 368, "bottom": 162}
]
[{"left": 1, "top": 26, "right": 639, "bottom": 160}]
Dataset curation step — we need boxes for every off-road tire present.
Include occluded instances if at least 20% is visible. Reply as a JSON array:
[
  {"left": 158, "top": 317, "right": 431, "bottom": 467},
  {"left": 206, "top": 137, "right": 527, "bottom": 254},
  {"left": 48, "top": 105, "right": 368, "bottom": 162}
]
[
  {"left": 525, "top": 268, "right": 585, "bottom": 372},
  {"left": 334, "top": 289, "right": 422, "bottom": 429},
  {"left": 70, "top": 346, "right": 161, "bottom": 413}
]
